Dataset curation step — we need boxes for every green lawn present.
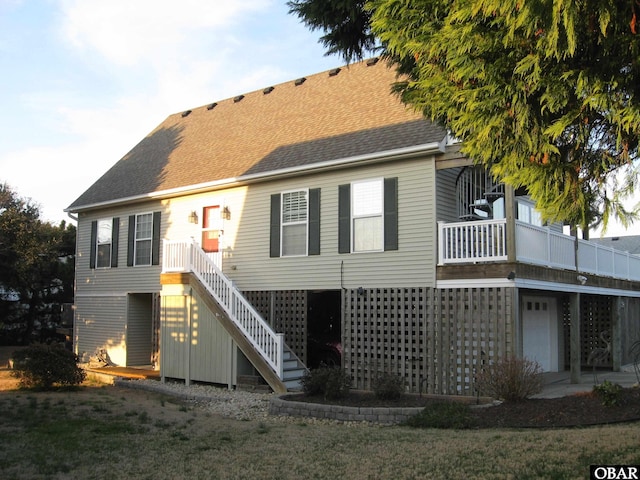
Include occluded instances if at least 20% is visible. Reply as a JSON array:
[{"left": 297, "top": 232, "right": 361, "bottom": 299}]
[{"left": 1, "top": 385, "right": 639, "bottom": 480}]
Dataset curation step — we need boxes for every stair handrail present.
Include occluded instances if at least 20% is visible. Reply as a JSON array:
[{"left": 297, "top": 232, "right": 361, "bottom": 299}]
[{"left": 165, "top": 240, "right": 284, "bottom": 378}]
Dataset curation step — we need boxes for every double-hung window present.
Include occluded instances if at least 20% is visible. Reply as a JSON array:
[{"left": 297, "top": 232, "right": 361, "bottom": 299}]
[
  {"left": 517, "top": 199, "right": 543, "bottom": 227},
  {"left": 281, "top": 190, "right": 308, "bottom": 256},
  {"left": 270, "top": 189, "right": 320, "bottom": 258},
  {"left": 90, "top": 217, "right": 119, "bottom": 269},
  {"left": 126, "top": 211, "right": 161, "bottom": 266},
  {"left": 96, "top": 219, "right": 113, "bottom": 268},
  {"left": 134, "top": 213, "right": 153, "bottom": 265},
  {"left": 339, "top": 177, "right": 398, "bottom": 253},
  {"left": 351, "top": 179, "right": 384, "bottom": 252}
]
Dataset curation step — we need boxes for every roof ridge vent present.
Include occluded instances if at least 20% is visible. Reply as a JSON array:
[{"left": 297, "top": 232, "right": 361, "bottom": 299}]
[
  {"left": 263, "top": 86, "right": 275, "bottom": 94},
  {"left": 207, "top": 102, "right": 217, "bottom": 110},
  {"left": 294, "top": 77, "right": 306, "bottom": 86},
  {"left": 233, "top": 95, "right": 245, "bottom": 103},
  {"left": 181, "top": 110, "right": 192, "bottom": 117},
  {"left": 328, "top": 68, "right": 341, "bottom": 77},
  {"left": 366, "top": 57, "right": 379, "bottom": 66}
]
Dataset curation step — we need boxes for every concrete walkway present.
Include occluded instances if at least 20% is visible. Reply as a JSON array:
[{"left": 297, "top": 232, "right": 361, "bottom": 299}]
[{"left": 535, "top": 367, "right": 640, "bottom": 398}]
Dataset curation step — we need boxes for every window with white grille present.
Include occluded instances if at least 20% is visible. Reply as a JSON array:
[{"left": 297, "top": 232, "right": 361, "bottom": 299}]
[
  {"left": 352, "top": 179, "right": 383, "bottom": 252},
  {"left": 96, "top": 219, "right": 112, "bottom": 268},
  {"left": 281, "top": 190, "right": 308, "bottom": 256},
  {"left": 135, "top": 213, "right": 153, "bottom": 265}
]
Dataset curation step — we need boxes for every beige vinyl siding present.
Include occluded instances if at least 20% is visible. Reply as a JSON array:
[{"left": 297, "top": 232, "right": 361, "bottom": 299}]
[
  {"left": 77, "top": 154, "right": 438, "bottom": 295},
  {"left": 74, "top": 295, "right": 127, "bottom": 365},
  {"left": 126, "top": 293, "right": 153, "bottom": 366},
  {"left": 76, "top": 202, "right": 166, "bottom": 296},
  {"left": 159, "top": 291, "right": 187, "bottom": 379},
  {"left": 163, "top": 155, "right": 438, "bottom": 290},
  {"left": 160, "top": 285, "right": 234, "bottom": 384}
]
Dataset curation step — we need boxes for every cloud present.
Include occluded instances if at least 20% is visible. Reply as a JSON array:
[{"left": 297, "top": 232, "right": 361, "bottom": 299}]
[
  {"left": 0, "top": 0, "right": 342, "bottom": 225},
  {"left": 58, "top": 0, "right": 270, "bottom": 66}
]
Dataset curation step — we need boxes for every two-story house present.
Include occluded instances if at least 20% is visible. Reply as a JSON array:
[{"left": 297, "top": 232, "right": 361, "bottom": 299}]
[{"left": 66, "top": 59, "right": 640, "bottom": 395}]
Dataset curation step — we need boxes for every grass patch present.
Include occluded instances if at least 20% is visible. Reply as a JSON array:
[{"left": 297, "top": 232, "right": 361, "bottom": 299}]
[
  {"left": 1, "top": 384, "right": 640, "bottom": 479},
  {"left": 403, "top": 401, "right": 474, "bottom": 429}
]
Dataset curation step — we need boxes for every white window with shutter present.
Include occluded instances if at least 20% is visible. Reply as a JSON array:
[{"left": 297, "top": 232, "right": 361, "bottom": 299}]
[
  {"left": 281, "top": 189, "right": 308, "bottom": 256},
  {"left": 351, "top": 179, "right": 383, "bottom": 252},
  {"left": 96, "top": 219, "right": 112, "bottom": 268}
]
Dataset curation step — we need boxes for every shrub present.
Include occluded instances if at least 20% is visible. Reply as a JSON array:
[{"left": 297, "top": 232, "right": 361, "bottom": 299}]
[
  {"left": 11, "top": 344, "right": 86, "bottom": 389},
  {"left": 372, "top": 372, "right": 404, "bottom": 400},
  {"left": 404, "top": 401, "right": 474, "bottom": 429},
  {"left": 593, "top": 380, "right": 623, "bottom": 407},
  {"left": 300, "top": 366, "right": 352, "bottom": 400},
  {"left": 474, "top": 355, "right": 543, "bottom": 402}
]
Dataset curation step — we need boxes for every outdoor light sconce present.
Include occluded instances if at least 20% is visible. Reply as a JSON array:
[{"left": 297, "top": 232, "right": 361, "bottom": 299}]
[
  {"left": 357, "top": 286, "right": 365, "bottom": 296},
  {"left": 221, "top": 206, "right": 231, "bottom": 221},
  {"left": 188, "top": 210, "right": 198, "bottom": 224}
]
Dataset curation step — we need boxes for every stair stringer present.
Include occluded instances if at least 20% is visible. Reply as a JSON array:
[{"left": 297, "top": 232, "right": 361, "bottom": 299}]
[{"left": 187, "top": 273, "right": 306, "bottom": 393}]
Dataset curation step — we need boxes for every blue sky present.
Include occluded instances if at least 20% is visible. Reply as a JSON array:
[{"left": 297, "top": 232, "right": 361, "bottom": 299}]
[
  {"left": 0, "top": 1, "right": 636, "bottom": 236},
  {"left": 0, "top": 0, "right": 341, "bottom": 224}
]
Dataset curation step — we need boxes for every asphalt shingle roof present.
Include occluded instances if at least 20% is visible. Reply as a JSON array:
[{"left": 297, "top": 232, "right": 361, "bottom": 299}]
[
  {"left": 590, "top": 235, "right": 640, "bottom": 255},
  {"left": 68, "top": 59, "right": 446, "bottom": 211}
]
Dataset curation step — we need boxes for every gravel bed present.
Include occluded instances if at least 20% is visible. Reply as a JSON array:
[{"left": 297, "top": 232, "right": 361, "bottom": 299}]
[
  {"left": 114, "top": 378, "right": 373, "bottom": 426},
  {"left": 115, "top": 378, "right": 274, "bottom": 420}
]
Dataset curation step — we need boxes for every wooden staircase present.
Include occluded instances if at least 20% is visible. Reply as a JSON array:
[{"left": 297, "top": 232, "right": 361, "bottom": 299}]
[
  {"left": 162, "top": 240, "right": 307, "bottom": 393},
  {"left": 281, "top": 346, "right": 306, "bottom": 391}
]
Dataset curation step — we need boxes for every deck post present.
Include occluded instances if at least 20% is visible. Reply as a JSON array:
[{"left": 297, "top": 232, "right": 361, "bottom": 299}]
[
  {"left": 570, "top": 293, "right": 581, "bottom": 384},
  {"left": 504, "top": 185, "right": 517, "bottom": 263},
  {"left": 612, "top": 297, "right": 624, "bottom": 372}
]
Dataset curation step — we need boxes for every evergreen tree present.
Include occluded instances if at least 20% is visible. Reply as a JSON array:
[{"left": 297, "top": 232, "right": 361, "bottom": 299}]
[
  {"left": 290, "top": 0, "right": 640, "bottom": 232},
  {"left": 0, "top": 183, "right": 76, "bottom": 343},
  {"left": 287, "top": 0, "right": 376, "bottom": 62}
]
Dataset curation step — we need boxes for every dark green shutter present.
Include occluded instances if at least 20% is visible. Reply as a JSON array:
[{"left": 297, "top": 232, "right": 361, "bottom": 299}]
[
  {"left": 89, "top": 220, "right": 97, "bottom": 269},
  {"left": 384, "top": 177, "right": 398, "bottom": 251},
  {"left": 127, "top": 215, "right": 135, "bottom": 266},
  {"left": 152, "top": 211, "right": 161, "bottom": 266},
  {"left": 270, "top": 194, "right": 281, "bottom": 257},
  {"left": 308, "top": 188, "right": 320, "bottom": 255},
  {"left": 338, "top": 184, "right": 351, "bottom": 253},
  {"left": 111, "top": 217, "right": 119, "bottom": 268}
]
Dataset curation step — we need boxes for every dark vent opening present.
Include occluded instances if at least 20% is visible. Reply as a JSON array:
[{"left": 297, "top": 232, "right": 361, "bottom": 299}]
[
  {"left": 233, "top": 95, "right": 245, "bottom": 103},
  {"left": 366, "top": 57, "right": 379, "bottom": 66},
  {"left": 207, "top": 102, "right": 217, "bottom": 110},
  {"left": 181, "top": 110, "right": 192, "bottom": 117},
  {"left": 294, "top": 77, "right": 306, "bottom": 86},
  {"left": 328, "top": 68, "right": 341, "bottom": 77},
  {"left": 263, "top": 86, "right": 275, "bottom": 94}
]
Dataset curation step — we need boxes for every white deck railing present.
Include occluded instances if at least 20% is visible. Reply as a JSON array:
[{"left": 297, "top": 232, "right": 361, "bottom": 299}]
[
  {"left": 162, "top": 240, "right": 284, "bottom": 379},
  {"left": 439, "top": 220, "right": 640, "bottom": 281},
  {"left": 438, "top": 219, "right": 508, "bottom": 264}
]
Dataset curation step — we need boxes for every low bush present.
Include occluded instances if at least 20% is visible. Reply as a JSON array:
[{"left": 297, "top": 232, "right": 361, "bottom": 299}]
[
  {"left": 593, "top": 380, "right": 623, "bottom": 407},
  {"left": 11, "top": 344, "right": 86, "bottom": 389},
  {"left": 474, "top": 355, "right": 543, "bottom": 402},
  {"left": 404, "top": 401, "right": 474, "bottom": 429},
  {"left": 372, "top": 372, "right": 404, "bottom": 400},
  {"left": 301, "top": 366, "right": 352, "bottom": 400}
]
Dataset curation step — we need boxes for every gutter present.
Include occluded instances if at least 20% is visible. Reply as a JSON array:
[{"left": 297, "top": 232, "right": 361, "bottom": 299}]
[{"left": 65, "top": 141, "right": 444, "bottom": 214}]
